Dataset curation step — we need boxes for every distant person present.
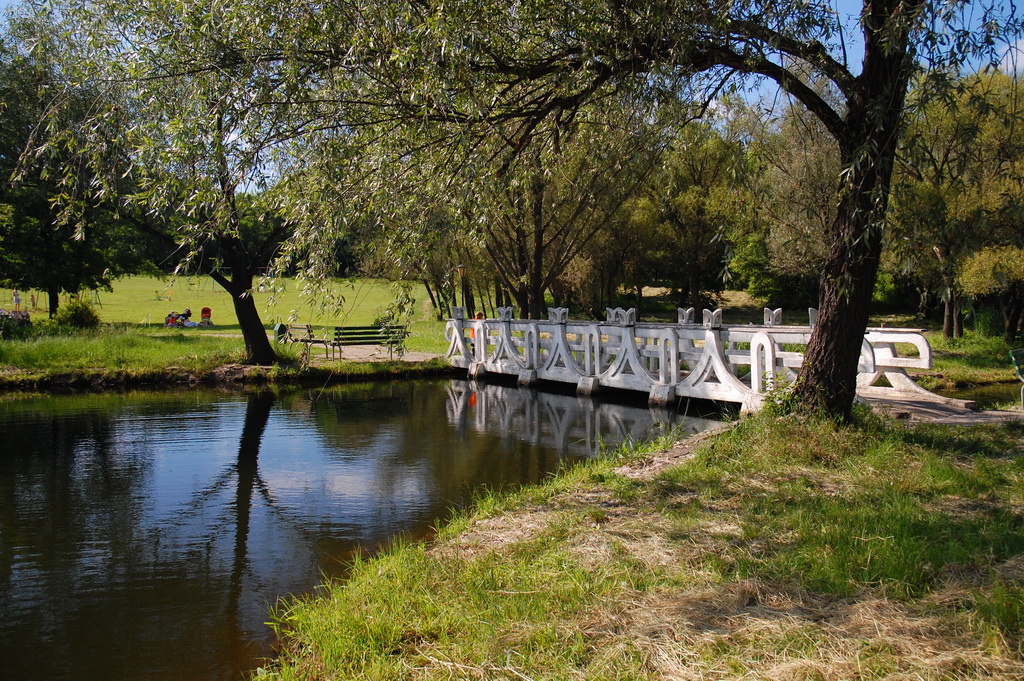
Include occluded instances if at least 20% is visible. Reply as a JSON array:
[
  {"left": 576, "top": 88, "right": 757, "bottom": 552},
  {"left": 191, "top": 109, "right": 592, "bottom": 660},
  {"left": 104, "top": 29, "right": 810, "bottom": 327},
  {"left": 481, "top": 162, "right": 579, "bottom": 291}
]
[
  {"left": 12, "top": 289, "right": 20, "bottom": 311},
  {"left": 30, "top": 294, "right": 36, "bottom": 310}
]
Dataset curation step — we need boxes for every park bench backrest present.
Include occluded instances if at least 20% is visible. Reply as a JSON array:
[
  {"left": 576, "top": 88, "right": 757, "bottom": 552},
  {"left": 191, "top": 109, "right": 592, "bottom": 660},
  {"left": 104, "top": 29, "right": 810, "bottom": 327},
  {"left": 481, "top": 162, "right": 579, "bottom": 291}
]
[
  {"left": 284, "top": 324, "right": 320, "bottom": 343},
  {"left": 333, "top": 325, "right": 406, "bottom": 345},
  {"left": 1012, "top": 348, "right": 1024, "bottom": 381}
]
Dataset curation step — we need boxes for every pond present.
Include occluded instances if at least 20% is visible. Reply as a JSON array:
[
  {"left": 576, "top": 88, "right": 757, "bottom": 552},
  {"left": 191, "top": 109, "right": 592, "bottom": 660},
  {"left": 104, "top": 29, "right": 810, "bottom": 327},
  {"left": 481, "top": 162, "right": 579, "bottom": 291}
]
[
  {"left": 938, "top": 382, "right": 1023, "bottom": 410},
  {"left": 0, "top": 379, "right": 721, "bottom": 681}
]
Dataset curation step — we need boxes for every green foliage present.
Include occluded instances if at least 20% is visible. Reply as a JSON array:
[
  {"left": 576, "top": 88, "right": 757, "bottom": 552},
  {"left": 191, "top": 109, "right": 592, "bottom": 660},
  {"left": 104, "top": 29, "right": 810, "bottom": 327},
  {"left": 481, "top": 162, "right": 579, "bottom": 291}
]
[
  {"left": 888, "top": 73, "right": 1024, "bottom": 334},
  {"left": 606, "top": 121, "right": 746, "bottom": 310},
  {"left": 738, "top": 95, "right": 839, "bottom": 282},
  {"left": 51, "top": 299, "right": 100, "bottom": 329},
  {"left": 872, "top": 272, "right": 897, "bottom": 306},
  {"left": 371, "top": 282, "right": 415, "bottom": 358},
  {"left": 758, "top": 377, "right": 799, "bottom": 417},
  {"left": 0, "top": 314, "right": 32, "bottom": 340},
  {"left": 959, "top": 245, "right": 1024, "bottom": 342},
  {"left": 974, "top": 307, "right": 1005, "bottom": 337},
  {"left": 0, "top": 30, "right": 157, "bottom": 306},
  {"left": 729, "top": 235, "right": 820, "bottom": 309},
  {"left": 959, "top": 246, "right": 1024, "bottom": 297}
]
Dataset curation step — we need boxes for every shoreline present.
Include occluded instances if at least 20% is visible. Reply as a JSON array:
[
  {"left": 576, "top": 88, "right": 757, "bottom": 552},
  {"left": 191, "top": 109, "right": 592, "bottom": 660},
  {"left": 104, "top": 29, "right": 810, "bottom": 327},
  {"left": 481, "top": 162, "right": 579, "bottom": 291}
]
[{"left": 0, "top": 357, "right": 458, "bottom": 393}]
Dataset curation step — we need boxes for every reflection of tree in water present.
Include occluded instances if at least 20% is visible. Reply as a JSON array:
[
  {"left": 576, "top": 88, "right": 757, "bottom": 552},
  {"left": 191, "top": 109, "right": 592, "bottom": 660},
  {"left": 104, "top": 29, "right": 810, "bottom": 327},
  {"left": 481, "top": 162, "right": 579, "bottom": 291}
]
[
  {"left": 229, "top": 391, "right": 272, "bottom": 659},
  {"left": 1, "top": 382, "right": 723, "bottom": 681},
  {"left": 0, "top": 392, "right": 300, "bottom": 681},
  {"left": 0, "top": 399, "right": 153, "bottom": 680}
]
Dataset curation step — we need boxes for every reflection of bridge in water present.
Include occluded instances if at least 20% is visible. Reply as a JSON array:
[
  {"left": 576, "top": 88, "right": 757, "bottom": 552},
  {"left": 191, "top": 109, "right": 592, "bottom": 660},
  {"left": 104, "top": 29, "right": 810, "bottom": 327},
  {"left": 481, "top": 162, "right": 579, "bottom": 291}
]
[
  {"left": 446, "top": 306, "right": 945, "bottom": 413},
  {"left": 445, "top": 380, "right": 720, "bottom": 456}
]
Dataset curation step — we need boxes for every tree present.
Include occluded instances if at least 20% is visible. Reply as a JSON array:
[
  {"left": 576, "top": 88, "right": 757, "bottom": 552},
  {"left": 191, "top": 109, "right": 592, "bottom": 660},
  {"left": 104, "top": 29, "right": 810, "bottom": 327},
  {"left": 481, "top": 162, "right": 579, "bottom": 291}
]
[
  {"left": 729, "top": 93, "right": 840, "bottom": 308},
  {"left": 629, "top": 121, "right": 746, "bottom": 310},
  {"left": 889, "top": 71, "right": 1024, "bottom": 339},
  {"left": 469, "top": 110, "right": 656, "bottom": 319},
  {"left": 29, "top": 3, "right": 310, "bottom": 363},
  {"left": 42, "top": 0, "right": 1020, "bottom": 416},
  {"left": 959, "top": 246, "right": 1024, "bottom": 343},
  {"left": 0, "top": 31, "right": 152, "bottom": 315}
]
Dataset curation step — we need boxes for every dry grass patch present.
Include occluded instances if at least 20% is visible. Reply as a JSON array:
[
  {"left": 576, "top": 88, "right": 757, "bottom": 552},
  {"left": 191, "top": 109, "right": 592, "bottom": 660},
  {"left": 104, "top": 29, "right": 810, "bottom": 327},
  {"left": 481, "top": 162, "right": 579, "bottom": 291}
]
[{"left": 594, "top": 580, "right": 1023, "bottom": 680}]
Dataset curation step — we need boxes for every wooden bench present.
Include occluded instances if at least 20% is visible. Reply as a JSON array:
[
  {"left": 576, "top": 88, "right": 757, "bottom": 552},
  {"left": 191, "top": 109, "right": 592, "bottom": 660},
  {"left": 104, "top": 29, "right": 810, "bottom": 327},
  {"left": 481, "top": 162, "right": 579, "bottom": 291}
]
[
  {"left": 1012, "top": 347, "right": 1024, "bottom": 409},
  {"left": 329, "top": 325, "right": 408, "bottom": 359},
  {"left": 279, "top": 323, "right": 331, "bottom": 357}
]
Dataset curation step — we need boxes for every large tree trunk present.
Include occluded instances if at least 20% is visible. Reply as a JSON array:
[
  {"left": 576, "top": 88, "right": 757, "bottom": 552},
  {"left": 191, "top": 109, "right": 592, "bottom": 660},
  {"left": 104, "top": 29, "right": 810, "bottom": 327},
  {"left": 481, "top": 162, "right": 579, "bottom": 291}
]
[
  {"left": 794, "top": 200, "right": 884, "bottom": 418},
  {"left": 937, "top": 247, "right": 957, "bottom": 340},
  {"left": 790, "top": 0, "right": 913, "bottom": 420},
  {"left": 212, "top": 238, "right": 279, "bottom": 366},
  {"left": 232, "top": 287, "right": 278, "bottom": 365},
  {"left": 1002, "top": 287, "right": 1023, "bottom": 344},
  {"left": 942, "top": 293, "right": 955, "bottom": 340},
  {"left": 47, "top": 285, "right": 59, "bottom": 318}
]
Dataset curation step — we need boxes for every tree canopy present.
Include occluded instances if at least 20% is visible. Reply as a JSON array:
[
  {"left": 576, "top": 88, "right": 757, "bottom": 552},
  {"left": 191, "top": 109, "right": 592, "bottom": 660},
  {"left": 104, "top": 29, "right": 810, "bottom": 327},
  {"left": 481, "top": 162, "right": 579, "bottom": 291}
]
[{"left": 25, "top": 0, "right": 1024, "bottom": 415}]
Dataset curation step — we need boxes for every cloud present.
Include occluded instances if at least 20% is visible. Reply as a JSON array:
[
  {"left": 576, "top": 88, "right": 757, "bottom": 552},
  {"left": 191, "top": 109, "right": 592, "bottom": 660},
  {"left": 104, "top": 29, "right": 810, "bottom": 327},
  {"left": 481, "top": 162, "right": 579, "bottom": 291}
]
[{"left": 1000, "top": 37, "right": 1024, "bottom": 73}]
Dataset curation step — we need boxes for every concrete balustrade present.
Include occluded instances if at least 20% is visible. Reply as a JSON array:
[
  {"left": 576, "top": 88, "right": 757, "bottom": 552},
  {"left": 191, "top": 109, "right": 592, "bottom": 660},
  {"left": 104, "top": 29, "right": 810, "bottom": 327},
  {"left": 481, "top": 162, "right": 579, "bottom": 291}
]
[{"left": 445, "top": 306, "right": 939, "bottom": 413}]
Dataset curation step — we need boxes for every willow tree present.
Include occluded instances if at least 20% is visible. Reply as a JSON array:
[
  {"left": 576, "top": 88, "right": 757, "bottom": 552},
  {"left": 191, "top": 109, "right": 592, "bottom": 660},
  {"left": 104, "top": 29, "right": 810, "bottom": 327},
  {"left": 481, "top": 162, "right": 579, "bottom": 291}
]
[
  {"left": 329, "top": 0, "right": 1018, "bottom": 418},
  {"left": 27, "top": 1, "right": 341, "bottom": 363},
  {"left": 959, "top": 246, "right": 1024, "bottom": 343},
  {"left": 468, "top": 107, "right": 659, "bottom": 319},
  {"left": 39, "top": 0, "right": 1020, "bottom": 415}
]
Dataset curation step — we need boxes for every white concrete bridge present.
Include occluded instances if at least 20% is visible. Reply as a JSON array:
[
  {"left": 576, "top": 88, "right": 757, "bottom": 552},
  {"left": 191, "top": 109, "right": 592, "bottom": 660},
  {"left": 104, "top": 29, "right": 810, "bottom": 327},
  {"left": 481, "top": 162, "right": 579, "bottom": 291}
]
[{"left": 445, "top": 306, "right": 949, "bottom": 413}]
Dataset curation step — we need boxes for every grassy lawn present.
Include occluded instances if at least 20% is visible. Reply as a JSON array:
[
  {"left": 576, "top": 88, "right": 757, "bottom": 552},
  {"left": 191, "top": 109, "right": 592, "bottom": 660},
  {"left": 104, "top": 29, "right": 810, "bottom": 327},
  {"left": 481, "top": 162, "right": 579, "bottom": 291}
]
[
  {"left": 2, "top": 276, "right": 452, "bottom": 355},
  {"left": 262, "top": 413, "right": 1024, "bottom": 680},
  {"left": 74, "top": 275, "right": 439, "bottom": 329},
  {"left": 0, "top": 327, "right": 249, "bottom": 372}
]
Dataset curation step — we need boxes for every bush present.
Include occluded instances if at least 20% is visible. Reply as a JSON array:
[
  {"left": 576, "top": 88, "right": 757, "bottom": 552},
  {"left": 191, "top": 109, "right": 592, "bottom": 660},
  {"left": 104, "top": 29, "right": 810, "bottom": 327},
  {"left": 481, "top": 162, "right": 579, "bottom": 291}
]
[
  {"left": 52, "top": 299, "right": 101, "bottom": 329},
  {"left": 746, "top": 271, "right": 819, "bottom": 309},
  {"left": 973, "top": 306, "right": 1003, "bottom": 338},
  {"left": 0, "top": 312, "right": 33, "bottom": 340}
]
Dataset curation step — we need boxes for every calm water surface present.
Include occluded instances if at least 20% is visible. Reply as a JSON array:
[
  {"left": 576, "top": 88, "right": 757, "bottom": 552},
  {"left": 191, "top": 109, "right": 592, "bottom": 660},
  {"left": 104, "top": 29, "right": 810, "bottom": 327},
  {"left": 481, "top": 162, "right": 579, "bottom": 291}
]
[{"left": 0, "top": 379, "right": 720, "bottom": 681}]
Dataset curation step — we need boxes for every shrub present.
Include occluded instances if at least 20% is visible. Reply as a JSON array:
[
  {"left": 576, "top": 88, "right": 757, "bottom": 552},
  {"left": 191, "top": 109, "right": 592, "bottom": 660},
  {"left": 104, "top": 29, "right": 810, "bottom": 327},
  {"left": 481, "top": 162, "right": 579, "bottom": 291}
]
[
  {"left": 53, "top": 299, "right": 101, "bottom": 329},
  {"left": 0, "top": 313, "right": 33, "bottom": 340},
  {"left": 972, "top": 306, "right": 1003, "bottom": 338}
]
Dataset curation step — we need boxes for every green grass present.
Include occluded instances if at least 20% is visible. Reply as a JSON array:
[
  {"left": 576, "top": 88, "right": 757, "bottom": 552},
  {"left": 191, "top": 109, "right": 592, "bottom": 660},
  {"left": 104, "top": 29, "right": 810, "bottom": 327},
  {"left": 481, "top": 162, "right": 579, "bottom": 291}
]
[
  {"left": 260, "top": 415, "right": 1024, "bottom": 679},
  {"left": 9, "top": 275, "right": 433, "bottom": 329},
  {"left": 3, "top": 275, "right": 452, "bottom": 356},
  {"left": 0, "top": 326, "right": 247, "bottom": 372}
]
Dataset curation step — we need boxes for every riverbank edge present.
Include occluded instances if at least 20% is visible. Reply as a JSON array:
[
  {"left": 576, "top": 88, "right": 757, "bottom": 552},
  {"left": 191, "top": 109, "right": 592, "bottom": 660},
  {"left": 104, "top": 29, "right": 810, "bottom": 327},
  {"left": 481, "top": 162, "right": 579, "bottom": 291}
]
[
  {"left": 0, "top": 357, "right": 459, "bottom": 392},
  {"left": 261, "top": 413, "right": 1024, "bottom": 680}
]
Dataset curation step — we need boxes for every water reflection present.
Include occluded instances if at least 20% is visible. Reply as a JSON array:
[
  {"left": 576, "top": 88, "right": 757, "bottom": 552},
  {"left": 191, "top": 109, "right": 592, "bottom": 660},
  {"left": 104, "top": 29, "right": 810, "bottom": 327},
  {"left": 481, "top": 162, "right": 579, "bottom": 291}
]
[
  {"left": 0, "top": 380, "right": 720, "bottom": 681},
  {"left": 447, "top": 380, "right": 718, "bottom": 455}
]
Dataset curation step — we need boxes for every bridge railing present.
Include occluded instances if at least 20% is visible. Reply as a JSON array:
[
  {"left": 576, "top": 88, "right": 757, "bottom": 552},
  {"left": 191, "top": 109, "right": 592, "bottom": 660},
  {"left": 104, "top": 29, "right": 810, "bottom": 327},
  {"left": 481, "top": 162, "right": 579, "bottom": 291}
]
[{"left": 445, "top": 306, "right": 934, "bottom": 411}]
